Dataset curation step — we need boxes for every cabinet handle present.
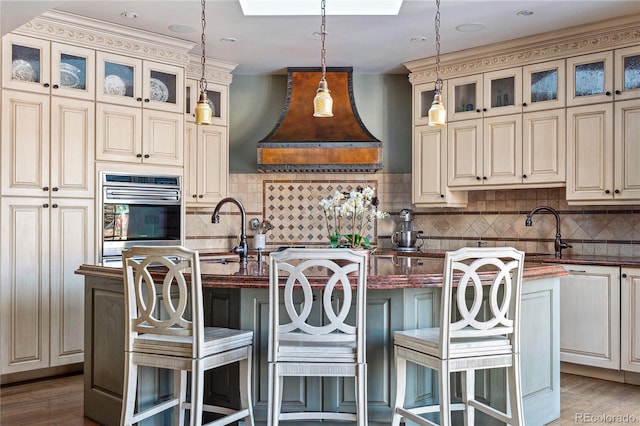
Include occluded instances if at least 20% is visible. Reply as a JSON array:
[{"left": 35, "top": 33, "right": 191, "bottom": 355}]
[
  {"left": 52, "top": 187, "right": 59, "bottom": 192},
  {"left": 52, "top": 203, "right": 58, "bottom": 208},
  {"left": 615, "top": 90, "right": 621, "bottom": 95},
  {"left": 52, "top": 84, "right": 59, "bottom": 89},
  {"left": 482, "top": 176, "right": 487, "bottom": 180},
  {"left": 43, "top": 186, "right": 49, "bottom": 191},
  {"left": 144, "top": 98, "right": 150, "bottom": 103},
  {"left": 476, "top": 176, "right": 481, "bottom": 180},
  {"left": 568, "top": 269, "right": 586, "bottom": 273},
  {"left": 476, "top": 109, "right": 481, "bottom": 113},
  {"left": 136, "top": 153, "right": 143, "bottom": 158},
  {"left": 192, "top": 194, "right": 197, "bottom": 198},
  {"left": 198, "top": 195, "right": 204, "bottom": 198},
  {"left": 605, "top": 189, "right": 611, "bottom": 194},
  {"left": 622, "top": 273, "right": 628, "bottom": 278},
  {"left": 43, "top": 83, "right": 50, "bottom": 88},
  {"left": 614, "top": 189, "right": 620, "bottom": 194},
  {"left": 523, "top": 174, "right": 528, "bottom": 179},
  {"left": 605, "top": 91, "right": 612, "bottom": 96},
  {"left": 43, "top": 203, "right": 49, "bottom": 208},
  {"left": 440, "top": 194, "right": 445, "bottom": 198},
  {"left": 482, "top": 108, "right": 487, "bottom": 112},
  {"left": 144, "top": 154, "right": 150, "bottom": 158},
  {"left": 522, "top": 102, "right": 528, "bottom": 107}
]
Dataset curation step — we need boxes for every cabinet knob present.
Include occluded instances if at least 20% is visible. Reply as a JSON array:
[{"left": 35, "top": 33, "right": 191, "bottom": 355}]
[
  {"left": 523, "top": 174, "right": 528, "bottom": 179},
  {"left": 605, "top": 91, "right": 612, "bottom": 96},
  {"left": 144, "top": 98, "right": 150, "bottom": 103},
  {"left": 614, "top": 189, "right": 620, "bottom": 194},
  {"left": 52, "top": 187, "right": 59, "bottom": 192},
  {"left": 136, "top": 97, "right": 143, "bottom": 102},
  {"left": 522, "top": 102, "right": 528, "bottom": 107},
  {"left": 622, "top": 273, "right": 628, "bottom": 279},
  {"left": 192, "top": 194, "right": 197, "bottom": 198},
  {"left": 52, "top": 203, "right": 58, "bottom": 208},
  {"left": 43, "top": 203, "right": 49, "bottom": 208},
  {"left": 136, "top": 153, "right": 143, "bottom": 158},
  {"left": 144, "top": 154, "right": 150, "bottom": 158},
  {"left": 52, "top": 84, "right": 59, "bottom": 89},
  {"left": 199, "top": 195, "right": 204, "bottom": 198},
  {"left": 615, "top": 90, "right": 622, "bottom": 95},
  {"left": 476, "top": 176, "right": 481, "bottom": 180},
  {"left": 43, "top": 83, "right": 50, "bottom": 88},
  {"left": 440, "top": 194, "right": 445, "bottom": 198},
  {"left": 43, "top": 186, "right": 49, "bottom": 191},
  {"left": 482, "top": 108, "right": 487, "bottom": 112},
  {"left": 483, "top": 176, "right": 487, "bottom": 180},
  {"left": 605, "top": 189, "right": 611, "bottom": 194}
]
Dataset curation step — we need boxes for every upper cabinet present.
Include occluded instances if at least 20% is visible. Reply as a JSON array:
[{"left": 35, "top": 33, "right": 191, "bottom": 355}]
[
  {"left": 566, "top": 51, "right": 614, "bottom": 106},
  {"left": 96, "top": 51, "right": 184, "bottom": 113},
  {"left": 2, "top": 34, "right": 95, "bottom": 100},
  {"left": 522, "top": 60, "right": 566, "bottom": 112},
  {"left": 614, "top": 45, "right": 640, "bottom": 101}
]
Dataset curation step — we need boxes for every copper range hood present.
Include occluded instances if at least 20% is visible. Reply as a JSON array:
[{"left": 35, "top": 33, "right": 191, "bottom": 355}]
[{"left": 257, "top": 67, "right": 383, "bottom": 173}]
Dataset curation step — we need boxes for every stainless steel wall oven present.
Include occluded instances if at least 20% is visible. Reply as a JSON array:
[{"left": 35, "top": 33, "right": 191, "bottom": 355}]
[{"left": 101, "top": 172, "right": 182, "bottom": 263}]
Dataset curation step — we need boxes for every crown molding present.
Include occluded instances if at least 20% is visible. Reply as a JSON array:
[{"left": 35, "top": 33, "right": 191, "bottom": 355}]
[
  {"left": 13, "top": 10, "right": 196, "bottom": 65},
  {"left": 186, "top": 54, "right": 237, "bottom": 85},
  {"left": 406, "top": 14, "right": 640, "bottom": 84}
]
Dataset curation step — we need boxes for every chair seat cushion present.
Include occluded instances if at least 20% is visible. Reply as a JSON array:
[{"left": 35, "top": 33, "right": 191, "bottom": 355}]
[
  {"left": 277, "top": 340, "right": 357, "bottom": 363},
  {"left": 133, "top": 327, "right": 253, "bottom": 357},
  {"left": 394, "top": 328, "right": 512, "bottom": 359}
]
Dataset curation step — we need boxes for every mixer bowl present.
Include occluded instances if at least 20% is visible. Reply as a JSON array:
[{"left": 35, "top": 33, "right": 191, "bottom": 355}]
[{"left": 391, "top": 230, "right": 423, "bottom": 249}]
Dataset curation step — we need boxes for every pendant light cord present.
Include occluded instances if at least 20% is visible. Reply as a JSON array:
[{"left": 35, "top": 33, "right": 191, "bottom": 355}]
[
  {"left": 320, "top": 0, "right": 327, "bottom": 80},
  {"left": 199, "top": 0, "right": 208, "bottom": 93},
  {"left": 434, "top": 0, "right": 442, "bottom": 94}
]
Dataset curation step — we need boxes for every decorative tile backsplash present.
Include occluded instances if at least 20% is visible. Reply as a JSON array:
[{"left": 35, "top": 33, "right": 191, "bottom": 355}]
[{"left": 186, "top": 173, "right": 640, "bottom": 257}]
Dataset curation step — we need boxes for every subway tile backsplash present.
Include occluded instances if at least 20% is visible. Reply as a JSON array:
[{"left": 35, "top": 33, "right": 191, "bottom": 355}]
[{"left": 186, "top": 173, "right": 640, "bottom": 257}]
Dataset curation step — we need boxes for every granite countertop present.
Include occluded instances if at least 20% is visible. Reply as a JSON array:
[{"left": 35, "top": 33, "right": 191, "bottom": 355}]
[
  {"left": 76, "top": 252, "right": 567, "bottom": 290},
  {"left": 524, "top": 254, "right": 640, "bottom": 268}
]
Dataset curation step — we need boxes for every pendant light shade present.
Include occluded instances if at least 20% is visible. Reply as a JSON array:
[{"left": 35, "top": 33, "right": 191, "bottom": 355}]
[
  {"left": 313, "top": 0, "right": 333, "bottom": 117},
  {"left": 195, "top": 0, "right": 212, "bottom": 125},
  {"left": 427, "top": 0, "right": 446, "bottom": 126}
]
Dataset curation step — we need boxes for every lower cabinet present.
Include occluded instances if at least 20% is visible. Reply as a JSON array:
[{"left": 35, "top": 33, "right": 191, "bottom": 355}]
[
  {"left": 0, "top": 197, "right": 94, "bottom": 376},
  {"left": 621, "top": 267, "right": 640, "bottom": 373}
]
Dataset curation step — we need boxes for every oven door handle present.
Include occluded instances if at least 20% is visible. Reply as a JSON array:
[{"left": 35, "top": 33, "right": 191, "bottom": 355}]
[{"left": 104, "top": 188, "right": 181, "bottom": 202}]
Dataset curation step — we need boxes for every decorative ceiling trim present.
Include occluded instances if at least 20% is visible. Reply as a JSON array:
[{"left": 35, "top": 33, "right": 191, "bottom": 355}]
[
  {"left": 407, "top": 14, "right": 640, "bottom": 84},
  {"left": 14, "top": 10, "right": 195, "bottom": 66},
  {"left": 186, "top": 54, "right": 236, "bottom": 85}
]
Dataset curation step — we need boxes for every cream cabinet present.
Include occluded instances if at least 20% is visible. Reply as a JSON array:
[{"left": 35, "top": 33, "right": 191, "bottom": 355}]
[
  {"left": 412, "top": 125, "right": 467, "bottom": 207},
  {"left": 96, "top": 51, "right": 184, "bottom": 113},
  {"left": 185, "top": 78, "right": 227, "bottom": 125},
  {"left": 95, "top": 102, "right": 184, "bottom": 166},
  {"left": 447, "top": 67, "right": 522, "bottom": 121},
  {"left": 0, "top": 197, "right": 94, "bottom": 374},
  {"left": 184, "top": 122, "right": 228, "bottom": 205},
  {"left": 1, "top": 90, "right": 95, "bottom": 198},
  {"left": 2, "top": 34, "right": 95, "bottom": 100},
  {"left": 567, "top": 99, "right": 640, "bottom": 203},
  {"left": 522, "top": 59, "right": 566, "bottom": 112},
  {"left": 621, "top": 268, "right": 640, "bottom": 373},
  {"left": 559, "top": 265, "right": 621, "bottom": 370}
]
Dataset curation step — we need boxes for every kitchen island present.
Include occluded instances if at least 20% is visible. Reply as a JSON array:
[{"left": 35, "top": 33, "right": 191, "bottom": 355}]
[{"left": 77, "top": 253, "right": 565, "bottom": 425}]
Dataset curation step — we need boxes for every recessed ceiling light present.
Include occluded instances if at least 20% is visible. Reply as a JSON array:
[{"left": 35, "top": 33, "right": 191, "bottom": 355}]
[
  {"left": 410, "top": 36, "right": 428, "bottom": 42},
  {"left": 455, "top": 23, "right": 485, "bottom": 33},
  {"left": 120, "top": 12, "right": 138, "bottom": 19},
  {"left": 517, "top": 10, "right": 534, "bottom": 17},
  {"left": 168, "top": 24, "right": 197, "bottom": 33},
  {"left": 221, "top": 37, "right": 237, "bottom": 43},
  {"left": 239, "top": 0, "right": 403, "bottom": 15}
]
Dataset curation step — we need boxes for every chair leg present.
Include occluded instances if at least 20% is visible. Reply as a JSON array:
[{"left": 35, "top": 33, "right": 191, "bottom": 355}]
[
  {"left": 190, "top": 360, "right": 204, "bottom": 426},
  {"left": 391, "top": 351, "right": 407, "bottom": 426},
  {"left": 356, "top": 362, "right": 368, "bottom": 426},
  {"left": 120, "top": 353, "right": 137, "bottom": 426},
  {"left": 438, "top": 361, "right": 451, "bottom": 426},
  {"left": 239, "top": 354, "right": 255, "bottom": 426},
  {"left": 172, "top": 368, "right": 183, "bottom": 426},
  {"left": 461, "top": 369, "right": 475, "bottom": 426},
  {"left": 178, "top": 370, "right": 188, "bottom": 426},
  {"left": 508, "top": 354, "right": 525, "bottom": 426},
  {"left": 267, "top": 362, "right": 279, "bottom": 426}
]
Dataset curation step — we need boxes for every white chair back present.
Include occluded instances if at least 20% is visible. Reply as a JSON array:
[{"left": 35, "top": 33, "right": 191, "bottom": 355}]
[
  {"left": 122, "top": 246, "right": 205, "bottom": 358},
  {"left": 440, "top": 247, "right": 525, "bottom": 357}
]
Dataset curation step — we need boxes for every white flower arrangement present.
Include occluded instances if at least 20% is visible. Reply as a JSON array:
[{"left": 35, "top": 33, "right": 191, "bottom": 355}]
[{"left": 319, "top": 186, "right": 389, "bottom": 249}]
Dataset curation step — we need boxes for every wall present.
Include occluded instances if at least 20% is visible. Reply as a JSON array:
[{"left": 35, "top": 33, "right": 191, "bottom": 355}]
[{"left": 185, "top": 73, "right": 640, "bottom": 258}]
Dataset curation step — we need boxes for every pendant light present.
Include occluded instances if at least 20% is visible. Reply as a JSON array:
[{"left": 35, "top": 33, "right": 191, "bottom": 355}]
[
  {"left": 195, "top": 0, "right": 212, "bottom": 125},
  {"left": 313, "top": 0, "right": 334, "bottom": 117},
  {"left": 427, "top": 0, "right": 446, "bottom": 126}
]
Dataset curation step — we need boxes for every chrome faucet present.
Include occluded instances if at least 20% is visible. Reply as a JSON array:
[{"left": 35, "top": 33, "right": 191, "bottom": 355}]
[
  {"left": 525, "top": 206, "right": 571, "bottom": 258},
  {"left": 212, "top": 197, "right": 248, "bottom": 265}
]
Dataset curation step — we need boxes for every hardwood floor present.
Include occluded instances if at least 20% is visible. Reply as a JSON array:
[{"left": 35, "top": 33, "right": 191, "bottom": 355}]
[{"left": 1, "top": 373, "right": 639, "bottom": 425}]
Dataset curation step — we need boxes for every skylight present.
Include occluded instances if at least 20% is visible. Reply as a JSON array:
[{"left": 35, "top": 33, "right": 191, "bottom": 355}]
[{"left": 238, "top": 0, "right": 404, "bottom": 16}]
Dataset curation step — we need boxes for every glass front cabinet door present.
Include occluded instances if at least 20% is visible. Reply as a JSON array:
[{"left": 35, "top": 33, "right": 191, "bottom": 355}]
[
  {"left": 482, "top": 67, "right": 522, "bottom": 117},
  {"left": 96, "top": 51, "right": 142, "bottom": 107},
  {"left": 2, "top": 34, "right": 95, "bottom": 100},
  {"left": 523, "top": 59, "right": 565, "bottom": 112},
  {"left": 143, "top": 61, "right": 184, "bottom": 113},
  {"left": 413, "top": 80, "right": 447, "bottom": 126},
  {"left": 614, "top": 45, "right": 640, "bottom": 101},
  {"left": 567, "top": 51, "right": 614, "bottom": 106},
  {"left": 447, "top": 74, "right": 482, "bottom": 121}
]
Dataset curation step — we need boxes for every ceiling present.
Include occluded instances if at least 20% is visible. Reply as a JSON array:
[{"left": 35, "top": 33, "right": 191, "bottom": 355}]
[{"left": 1, "top": 0, "right": 638, "bottom": 75}]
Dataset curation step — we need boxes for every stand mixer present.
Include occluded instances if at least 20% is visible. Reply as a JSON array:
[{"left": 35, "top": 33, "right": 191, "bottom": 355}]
[{"left": 391, "top": 209, "right": 423, "bottom": 252}]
